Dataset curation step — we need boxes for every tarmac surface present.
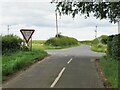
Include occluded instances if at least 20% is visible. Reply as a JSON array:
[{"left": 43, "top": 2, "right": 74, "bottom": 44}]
[{"left": 3, "top": 45, "right": 105, "bottom": 88}]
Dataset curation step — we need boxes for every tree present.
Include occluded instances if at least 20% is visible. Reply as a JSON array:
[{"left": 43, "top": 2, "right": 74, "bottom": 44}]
[{"left": 52, "top": 0, "right": 120, "bottom": 23}]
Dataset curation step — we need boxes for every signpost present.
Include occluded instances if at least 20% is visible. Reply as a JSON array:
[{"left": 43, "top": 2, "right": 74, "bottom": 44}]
[{"left": 20, "top": 29, "right": 35, "bottom": 51}]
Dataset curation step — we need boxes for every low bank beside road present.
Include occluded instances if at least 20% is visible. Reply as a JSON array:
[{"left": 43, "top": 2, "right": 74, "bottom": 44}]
[{"left": 2, "top": 49, "right": 48, "bottom": 81}]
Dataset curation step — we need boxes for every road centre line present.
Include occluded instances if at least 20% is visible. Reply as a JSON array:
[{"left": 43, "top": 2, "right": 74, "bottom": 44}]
[
  {"left": 50, "top": 67, "right": 66, "bottom": 88},
  {"left": 67, "top": 58, "right": 72, "bottom": 64}
]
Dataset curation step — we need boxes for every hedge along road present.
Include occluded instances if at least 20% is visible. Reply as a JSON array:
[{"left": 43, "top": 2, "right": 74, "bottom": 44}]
[{"left": 3, "top": 45, "right": 105, "bottom": 88}]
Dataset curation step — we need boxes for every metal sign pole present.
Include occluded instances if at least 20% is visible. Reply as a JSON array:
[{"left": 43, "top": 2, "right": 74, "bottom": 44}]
[
  {"left": 55, "top": 11, "right": 58, "bottom": 37},
  {"left": 30, "top": 36, "right": 32, "bottom": 51},
  {"left": 118, "top": 20, "right": 120, "bottom": 34}
]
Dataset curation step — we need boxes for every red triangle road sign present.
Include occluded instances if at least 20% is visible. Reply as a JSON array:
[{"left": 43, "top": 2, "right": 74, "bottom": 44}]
[{"left": 20, "top": 29, "right": 35, "bottom": 43}]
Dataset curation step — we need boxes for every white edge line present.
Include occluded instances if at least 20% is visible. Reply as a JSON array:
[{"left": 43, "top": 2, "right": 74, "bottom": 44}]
[
  {"left": 67, "top": 58, "right": 72, "bottom": 64},
  {"left": 50, "top": 67, "right": 66, "bottom": 88}
]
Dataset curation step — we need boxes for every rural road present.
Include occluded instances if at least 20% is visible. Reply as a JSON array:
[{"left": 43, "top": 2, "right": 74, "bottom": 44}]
[{"left": 3, "top": 45, "right": 105, "bottom": 88}]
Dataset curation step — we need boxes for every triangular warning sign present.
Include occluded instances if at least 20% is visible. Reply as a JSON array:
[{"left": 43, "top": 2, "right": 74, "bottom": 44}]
[{"left": 20, "top": 29, "right": 35, "bottom": 43}]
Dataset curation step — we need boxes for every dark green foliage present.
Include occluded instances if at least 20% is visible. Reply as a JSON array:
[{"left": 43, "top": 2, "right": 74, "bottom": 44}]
[
  {"left": 107, "top": 34, "right": 120, "bottom": 61},
  {"left": 55, "top": 34, "right": 62, "bottom": 38},
  {"left": 92, "top": 35, "right": 108, "bottom": 45},
  {"left": 45, "top": 35, "right": 78, "bottom": 46},
  {"left": 21, "top": 46, "right": 29, "bottom": 51},
  {"left": 53, "top": 1, "right": 120, "bottom": 23},
  {"left": 100, "top": 35, "right": 108, "bottom": 44},
  {"left": 107, "top": 35, "right": 115, "bottom": 56},
  {"left": 111, "top": 35, "right": 120, "bottom": 60},
  {"left": 2, "top": 34, "right": 23, "bottom": 54}
]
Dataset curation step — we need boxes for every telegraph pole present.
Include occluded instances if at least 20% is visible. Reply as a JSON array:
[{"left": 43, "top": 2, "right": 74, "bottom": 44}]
[
  {"left": 95, "top": 26, "right": 97, "bottom": 38},
  {"left": 55, "top": 10, "right": 59, "bottom": 37},
  {"left": 118, "top": 19, "right": 120, "bottom": 34},
  {"left": 7, "top": 25, "right": 10, "bottom": 35}
]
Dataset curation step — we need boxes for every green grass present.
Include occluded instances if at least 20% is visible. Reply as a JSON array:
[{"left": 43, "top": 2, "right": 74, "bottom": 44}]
[
  {"left": 91, "top": 43, "right": 107, "bottom": 53},
  {"left": 80, "top": 40, "right": 107, "bottom": 53},
  {"left": 45, "top": 35, "right": 79, "bottom": 47},
  {"left": 2, "top": 38, "right": 80, "bottom": 81},
  {"left": 2, "top": 49, "right": 48, "bottom": 81},
  {"left": 32, "top": 40, "right": 46, "bottom": 44},
  {"left": 100, "top": 56, "right": 118, "bottom": 88},
  {"left": 32, "top": 40, "right": 80, "bottom": 50}
]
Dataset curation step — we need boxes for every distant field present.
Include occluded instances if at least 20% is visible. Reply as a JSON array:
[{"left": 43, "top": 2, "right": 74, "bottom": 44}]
[
  {"left": 32, "top": 40, "right": 46, "bottom": 44},
  {"left": 80, "top": 40, "right": 92, "bottom": 45}
]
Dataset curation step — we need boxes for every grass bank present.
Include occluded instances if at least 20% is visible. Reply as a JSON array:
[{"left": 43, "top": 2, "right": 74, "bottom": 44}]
[
  {"left": 91, "top": 43, "right": 107, "bottom": 53},
  {"left": 32, "top": 39, "right": 80, "bottom": 50},
  {"left": 2, "top": 49, "right": 48, "bottom": 81},
  {"left": 100, "top": 56, "right": 118, "bottom": 88}
]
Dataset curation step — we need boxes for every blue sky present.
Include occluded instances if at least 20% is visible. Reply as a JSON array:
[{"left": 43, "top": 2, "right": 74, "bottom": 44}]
[{"left": 0, "top": 1, "right": 118, "bottom": 40}]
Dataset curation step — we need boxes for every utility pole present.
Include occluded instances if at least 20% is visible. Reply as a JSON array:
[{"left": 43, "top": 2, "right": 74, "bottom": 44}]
[
  {"left": 95, "top": 26, "right": 97, "bottom": 38},
  {"left": 115, "top": 16, "right": 120, "bottom": 34},
  {"left": 118, "top": 19, "right": 120, "bottom": 34},
  {"left": 7, "top": 25, "right": 10, "bottom": 35},
  {"left": 55, "top": 10, "right": 59, "bottom": 37}
]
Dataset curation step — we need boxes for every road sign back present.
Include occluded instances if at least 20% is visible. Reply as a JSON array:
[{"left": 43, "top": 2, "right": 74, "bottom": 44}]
[{"left": 20, "top": 29, "right": 35, "bottom": 43}]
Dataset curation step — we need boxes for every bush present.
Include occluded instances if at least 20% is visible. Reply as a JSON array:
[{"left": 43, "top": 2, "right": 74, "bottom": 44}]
[
  {"left": 100, "top": 35, "right": 108, "bottom": 44},
  {"left": 107, "top": 35, "right": 114, "bottom": 56},
  {"left": 2, "top": 34, "right": 23, "bottom": 53},
  {"left": 91, "top": 43, "right": 107, "bottom": 53},
  {"left": 45, "top": 35, "right": 78, "bottom": 46},
  {"left": 107, "top": 34, "right": 120, "bottom": 61},
  {"left": 111, "top": 34, "right": 120, "bottom": 60},
  {"left": 92, "top": 38, "right": 99, "bottom": 45}
]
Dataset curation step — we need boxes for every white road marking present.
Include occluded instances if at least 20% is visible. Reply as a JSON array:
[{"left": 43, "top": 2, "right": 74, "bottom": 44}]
[
  {"left": 50, "top": 67, "right": 66, "bottom": 88},
  {"left": 67, "top": 58, "right": 72, "bottom": 64}
]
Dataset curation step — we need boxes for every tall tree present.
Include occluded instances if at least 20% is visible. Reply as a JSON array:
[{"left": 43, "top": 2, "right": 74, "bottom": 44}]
[{"left": 52, "top": 0, "right": 120, "bottom": 23}]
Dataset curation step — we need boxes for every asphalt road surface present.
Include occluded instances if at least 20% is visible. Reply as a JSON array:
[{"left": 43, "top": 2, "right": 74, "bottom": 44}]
[{"left": 3, "top": 45, "right": 105, "bottom": 88}]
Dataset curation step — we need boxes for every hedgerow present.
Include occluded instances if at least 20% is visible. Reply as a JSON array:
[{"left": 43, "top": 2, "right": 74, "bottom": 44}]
[
  {"left": 107, "top": 34, "right": 120, "bottom": 61},
  {"left": 2, "top": 34, "right": 23, "bottom": 54}
]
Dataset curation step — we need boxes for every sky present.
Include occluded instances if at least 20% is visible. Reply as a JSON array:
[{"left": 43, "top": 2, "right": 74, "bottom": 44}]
[{"left": 0, "top": 0, "right": 118, "bottom": 41}]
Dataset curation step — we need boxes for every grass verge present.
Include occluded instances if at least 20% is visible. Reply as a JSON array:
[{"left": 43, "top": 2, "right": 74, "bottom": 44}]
[
  {"left": 91, "top": 43, "right": 107, "bottom": 53},
  {"left": 100, "top": 56, "right": 118, "bottom": 88},
  {"left": 2, "top": 49, "right": 48, "bottom": 81}
]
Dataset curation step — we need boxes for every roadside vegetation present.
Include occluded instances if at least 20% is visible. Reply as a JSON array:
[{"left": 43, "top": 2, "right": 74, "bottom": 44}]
[
  {"left": 33, "top": 34, "right": 80, "bottom": 50},
  {"left": 2, "top": 34, "right": 48, "bottom": 81},
  {"left": 100, "top": 56, "right": 118, "bottom": 88},
  {"left": 2, "top": 34, "right": 79, "bottom": 81},
  {"left": 80, "top": 40, "right": 92, "bottom": 45},
  {"left": 80, "top": 34, "right": 119, "bottom": 88},
  {"left": 45, "top": 34, "right": 79, "bottom": 47}
]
